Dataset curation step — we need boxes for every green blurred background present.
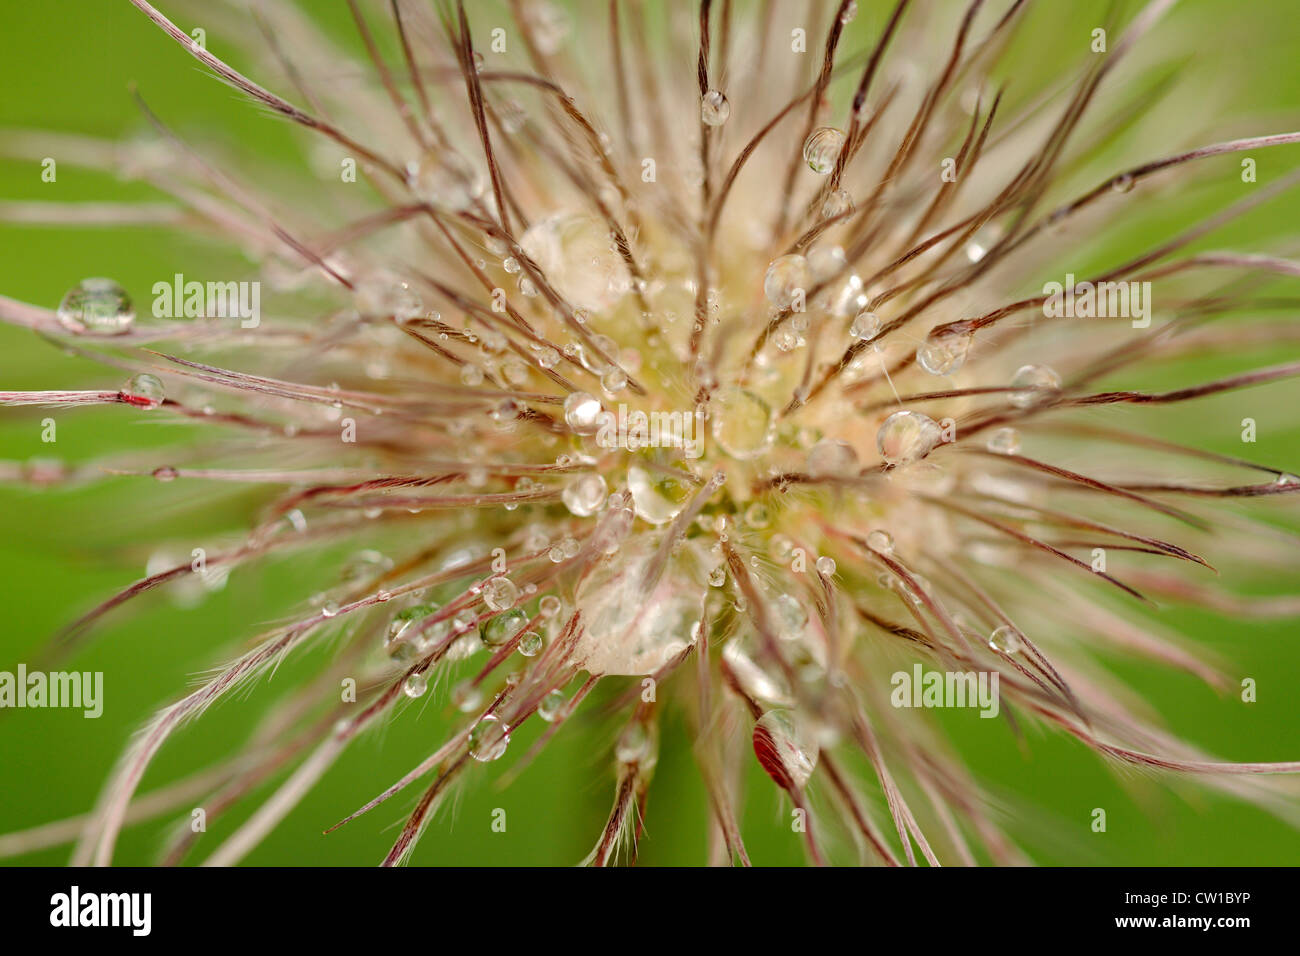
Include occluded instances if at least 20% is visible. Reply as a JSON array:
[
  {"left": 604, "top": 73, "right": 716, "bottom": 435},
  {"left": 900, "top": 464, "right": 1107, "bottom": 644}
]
[{"left": 0, "top": 0, "right": 1298, "bottom": 866}]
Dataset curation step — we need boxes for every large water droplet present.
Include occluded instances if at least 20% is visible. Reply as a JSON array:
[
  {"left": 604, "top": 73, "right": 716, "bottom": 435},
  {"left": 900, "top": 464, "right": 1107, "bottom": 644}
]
[
  {"left": 616, "top": 722, "right": 657, "bottom": 768},
  {"left": 802, "top": 127, "right": 845, "bottom": 175},
  {"left": 468, "top": 714, "right": 510, "bottom": 761},
  {"left": 763, "top": 254, "right": 810, "bottom": 310},
  {"left": 563, "top": 390, "right": 603, "bottom": 434},
  {"left": 627, "top": 462, "right": 693, "bottom": 525},
  {"left": 481, "top": 607, "right": 528, "bottom": 648},
  {"left": 988, "top": 625, "right": 1022, "bottom": 654},
  {"left": 403, "top": 672, "right": 428, "bottom": 699},
  {"left": 521, "top": 214, "right": 629, "bottom": 311},
  {"left": 518, "top": 630, "right": 543, "bottom": 656},
  {"left": 482, "top": 576, "right": 520, "bottom": 612},
  {"left": 711, "top": 387, "right": 773, "bottom": 460},
  {"left": 123, "top": 373, "right": 164, "bottom": 408},
  {"left": 562, "top": 473, "right": 608, "bottom": 516},
  {"left": 850, "top": 310, "right": 880, "bottom": 340},
  {"left": 572, "top": 537, "right": 706, "bottom": 675},
  {"left": 806, "top": 438, "right": 858, "bottom": 477},
  {"left": 770, "top": 593, "right": 809, "bottom": 640},
  {"left": 406, "top": 149, "right": 485, "bottom": 211},
  {"left": 389, "top": 603, "right": 438, "bottom": 642},
  {"left": 821, "top": 188, "right": 853, "bottom": 219},
  {"left": 916, "top": 333, "right": 972, "bottom": 375},
  {"left": 701, "top": 89, "right": 730, "bottom": 126},
  {"left": 355, "top": 273, "right": 423, "bottom": 320},
  {"left": 1009, "top": 364, "right": 1061, "bottom": 408},
  {"left": 57, "top": 278, "right": 134, "bottom": 335},
  {"left": 866, "top": 529, "right": 894, "bottom": 554},
  {"left": 538, "top": 688, "right": 565, "bottom": 721},
  {"left": 876, "top": 410, "right": 941, "bottom": 465},
  {"left": 986, "top": 427, "right": 1020, "bottom": 455},
  {"left": 752, "top": 709, "right": 818, "bottom": 789},
  {"left": 722, "top": 642, "right": 793, "bottom": 705}
]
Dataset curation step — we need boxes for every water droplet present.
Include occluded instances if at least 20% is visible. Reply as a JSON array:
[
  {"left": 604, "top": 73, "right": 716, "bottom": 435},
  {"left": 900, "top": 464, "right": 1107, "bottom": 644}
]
[
  {"left": 815, "top": 555, "right": 837, "bottom": 576},
  {"left": 916, "top": 333, "right": 972, "bottom": 375},
  {"left": 342, "top": 549, "right": 392, "bottom": 582},
  {"left": 866, "top": 529, "right": 894, "bottom": 554},
  {"left": 616, "top": 723, "right": 655, "bottom": 765},
  {"left": 1275, "top": 472, "right": 1299, "bottom": 487},
  {"left": 521, "top": 215, "right": 628, "bottom": 311},
  {"left": 1009, "top": 364, "right": 1061, "bottom": 408},
  {"left": 850, "top": 310, "right": 880, "bottom": 340},
  {"left": 468, "top": 714, "right": 510, "bottom": 762},
  {"left": 57, "top": 278, "right": 134, "bottom": 335},
  {"left": 988, "top": 625, "right": 1022, "bottom": 654},
  {"left": 770, "top": 593, "right": 808, "bottom": 640},
  {"left": 877, "top": 410, "right": 941, "bottom": 465},
  {"left": 406, "top": 149, "right": 485, "bottom": 211},
  {"left": 840, "top": 0, "right": 859, "bottom": 23},
  {"left": 355, "top": 274, "right": 422, "bottom": 320},
  {"left": 806, "top": 438, "right": 858, "bottom": 477},
  {"left": 524, "top": 0, "right": 570, "bottom": 54},
  {"left": 151, "top": 466, "right": 178, "bottom": 482},
  {"left": 964, "top": 223, "right": 1001, "bottom": 262},
  {"left": 123, "top": 373, "right": 164, "bottom": 408},
  {"left": 627, "top": 462, "right": 693, "bottom": 525},
  {"left": 803, "top": 127, "right": 845, "bottom": 175},
  {"left": 711, "top": 387, "right": 773, "bottom": 460},
  {"left": 563, "top": 391, "right": 603, "bottom": 434},
  {"left": 600, "top": 366, "right": 627, "bottom": 394},
  {"left": 451, "top": 679, "right": 482, "bottom": 712},
  {"left": 460, "top": 363, "right": 485, "bottom": 386},
  {"left": 987, "top": 427, "right": 1021, "bottom": 455},
  {"left": 763, "top": 254, "right": 810, "bottom": 310},
  {"left": 708, "top": 565, "right": 726, "bottom": 587},
  {"left": 1112, "top": 173, "right": 1135, "bottom": 193},
  {"left": 723, "top": 643, "right": 793, "bottom": 705},
  {"left": 572, "top": 536, "right": 705, "bottom": 675},
  {"left": 701, "top": 89, "right": 731, "bottom": 126},
  {"left": 752, "top": 709, "right": 818, "bottom": 789},
  {"left": 518, "top": 630, "right": 543, "bottom": 656},
  {"left": 821, "top": 188, "right": 853, "bottom": 219},
  {"left": 403, "top": 673, "right": 428, "bottom": 698},
  {"left": 538, "top": 689, "right": 565, "bottom": 722},
  {"left": 482, "top": 607, "right": 528, "bottom": 648},
  {"left": 562, "top": 473, "right": 607, "bottom": 516},
  {"left": 389, "top": 603, "right": 437, "bottom": 642},
  {"left": 482, "top": 576, "right": 520, "bottom": 612},
  {"left": 321, "top": 601, "right": 339, "bottom": 618},
  {"left": 539, "top": 594, "right": 562, "bottom": 617}
]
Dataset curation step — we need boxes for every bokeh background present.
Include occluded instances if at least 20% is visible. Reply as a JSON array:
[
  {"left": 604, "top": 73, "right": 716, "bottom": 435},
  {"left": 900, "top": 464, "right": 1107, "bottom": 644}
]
[{"left": 1, "top": 0, "right": 1298, "bottom": 865}]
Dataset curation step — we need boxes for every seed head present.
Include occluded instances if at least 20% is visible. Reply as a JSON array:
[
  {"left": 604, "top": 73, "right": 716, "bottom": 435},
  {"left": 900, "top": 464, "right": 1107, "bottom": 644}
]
[{"left": 2, "top": 0, "right": 1300, "bottom": 866}]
